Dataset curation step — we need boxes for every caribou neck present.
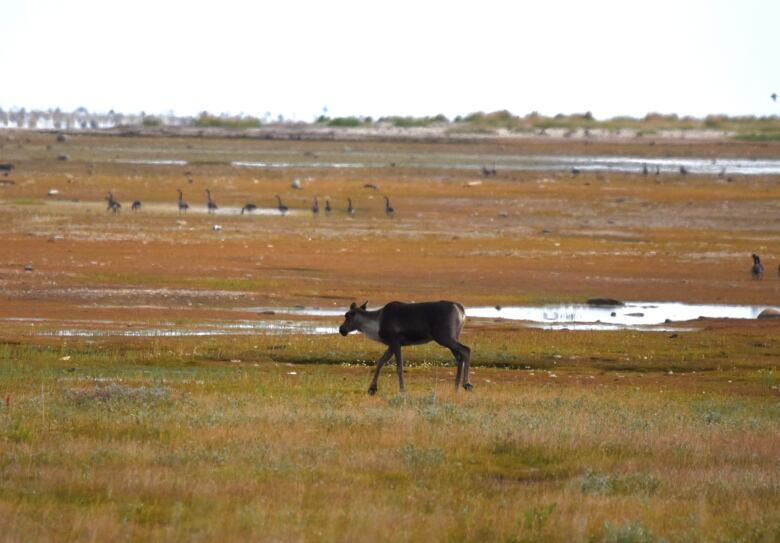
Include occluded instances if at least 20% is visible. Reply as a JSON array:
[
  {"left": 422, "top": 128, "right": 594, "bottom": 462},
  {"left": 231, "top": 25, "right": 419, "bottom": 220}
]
[{"left": 354, "top": 309, "right": 382, "bottom": 342}]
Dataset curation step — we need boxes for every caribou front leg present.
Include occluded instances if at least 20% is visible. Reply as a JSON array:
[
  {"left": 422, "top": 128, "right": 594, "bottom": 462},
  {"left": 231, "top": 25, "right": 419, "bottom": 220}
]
[{"left": 368, "top": 347, "right": 393, "bottom": 395}]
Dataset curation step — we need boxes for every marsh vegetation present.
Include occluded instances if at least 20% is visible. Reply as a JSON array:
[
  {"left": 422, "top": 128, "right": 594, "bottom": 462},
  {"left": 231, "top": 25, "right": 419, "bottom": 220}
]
[{"left": 0, "top": 130, "right": 778, "bottom": 541}]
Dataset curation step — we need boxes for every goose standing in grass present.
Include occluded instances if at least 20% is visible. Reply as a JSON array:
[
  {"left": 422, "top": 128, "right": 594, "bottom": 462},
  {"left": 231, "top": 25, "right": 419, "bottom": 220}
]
[
  {"left": 325, "top": 198, "right": 332, "bottom": 214},
  {"left": 241, "top": 203, "right": 257, "bottom": 215},
  {"left": 751, "top": 253, "right": 764, "bottom": 280},
  {"left": 177, "top": 189, "right": 189, "bottom": 214},
  {"left": 312, "top": 196, "right": 320, "bottom": 215},
  {"left": 131, "top": 200, "right": 142, "bottom": 211},
  {"left": 346, "top": 197, "right": 355, "bottom": 217},
  {"left": 205, "top": 189, "right": 218, "bottom": 214},
  {"left": 106, "top": 192, "right": 121, "bottom": 213},
  {"left": 275, "top": 195, "right": 288, "bottom": 216},
  {"left": 384, "top": 196, "right": 395, "bottom": 218}
]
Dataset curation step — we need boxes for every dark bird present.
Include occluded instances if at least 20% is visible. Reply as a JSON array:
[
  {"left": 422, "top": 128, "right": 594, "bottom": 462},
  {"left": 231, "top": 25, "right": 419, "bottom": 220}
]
[
  {"left": 642, "top": 163, "right": 649, "bottom": 175},
  {"left": 751, "top": 253, "right": 764, "bottom": 280},
  {"left": 346, "top": 197, "right": 355, "bottom": 217},
  {"left": 275, "top": 195, "right": 288, "bottom": 216},
  {"left": 571, "top": 167, "right": 581, "bottom": 176},
  {"left": 105, "top": 192, "right": 121, "bottom": 213},
  {"left": 481, "top": 164, "right": 497, "bottom": 176},
  {"left": 177, "top": 189, "right": 189, "bottom": 214},
  {"left": 205, "top": 189, "right": 218, "bottom": 214},
  {"left": 325, "top": 198, "right": 332, "bottom": 214},
  {"left": 384, "top": 196, "right": 395, "bottom": 218},
  {"left": 772, "top": 93, "right": 778, "bottom": 102},
  {"left": 679, "top": 166, "right": 689, "bottom": 175},
  {"left": 131, "top": 200, "right": 142, "bottom": 211},
  {"left": 241, "top": 203, "right": 257, "bottom": 215},
  {"left": 312, "top": 196, "right": 320, "bottom": 215}
]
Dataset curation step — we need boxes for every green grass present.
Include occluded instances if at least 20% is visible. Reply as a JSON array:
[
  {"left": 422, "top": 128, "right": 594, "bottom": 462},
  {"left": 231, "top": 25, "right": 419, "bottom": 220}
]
[
  {"left": 1, "top": 330, "right": 778, "bottom": 541},
  {"left": 734, "top": 132, "right": 780, "bottom": 142},
  {"left": 379, "top": 114, "right": 449, "bottom": 127},
  {"left": 325, "top": 116, "right": 368, "bottom": 127},
  {"left": 5, "top": 198, "right": 44, "bottom": 206},
  {"left": 446, "top": 109, "right": 780, "bottom": 135},
  {"left": 193, "top": 113, "right": 262, "bottom": 129}
]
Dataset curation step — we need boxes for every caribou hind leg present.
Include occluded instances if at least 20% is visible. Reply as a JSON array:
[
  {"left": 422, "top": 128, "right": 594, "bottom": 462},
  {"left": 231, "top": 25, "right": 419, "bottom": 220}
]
[
  {"left": 392, "top": 344, "right": 406, "bottom": 393},
  {"left": 460, "top": 343, "right": 473, "bottom": 391},
  {"left": 438, "top": 337, "right": 472, "bottom": 391},
  {"left": 454, "top": 352, "right": 464, "bottom": 390},
  {"left": 368, "top": 347, "right": 394, "bottom": 395},
  {"left": 436, "top": 336, "right": 472, "bottom": 391}
]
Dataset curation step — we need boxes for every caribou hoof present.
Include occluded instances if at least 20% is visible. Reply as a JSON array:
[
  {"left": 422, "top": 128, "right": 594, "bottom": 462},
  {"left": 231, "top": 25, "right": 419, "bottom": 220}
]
[
  {"left": 367, "top": 386, "right": 377, "bottom": 396},
  {"left": 463, "top": 382, "right": 474, "bottom": 391}
]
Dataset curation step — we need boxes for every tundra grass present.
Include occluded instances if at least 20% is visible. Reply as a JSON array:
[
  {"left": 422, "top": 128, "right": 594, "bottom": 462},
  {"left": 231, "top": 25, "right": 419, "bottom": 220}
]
[
  {"left": 1, "top": 130, "right": 779, "bottom": 542},
  {"left": 1, "top": 328, "right": 779, "bottom": 542}
]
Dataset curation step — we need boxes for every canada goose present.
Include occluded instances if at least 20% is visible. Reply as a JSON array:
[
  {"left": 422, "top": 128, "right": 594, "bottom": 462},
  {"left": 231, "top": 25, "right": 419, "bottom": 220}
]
[
  {"left": 384, "top": 196, "right": 395, "bottom": 218},
  {"left": 177, "top": 189, "right": 189, "bottom": 214},
  {"left": 751, "top": 253, "right": 764, "bottom": 280},
  {"left": 205, "top": 189, "right": 218, "bottom": 214},
  {"left": 275, "top": 195, "right": 288, "bottom": 215}
]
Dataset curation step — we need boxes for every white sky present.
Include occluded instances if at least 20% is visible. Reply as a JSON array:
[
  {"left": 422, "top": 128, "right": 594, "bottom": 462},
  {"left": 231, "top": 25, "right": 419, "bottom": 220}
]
[{"left": 2, "top": 0, "right": 778, "bottom": 121}]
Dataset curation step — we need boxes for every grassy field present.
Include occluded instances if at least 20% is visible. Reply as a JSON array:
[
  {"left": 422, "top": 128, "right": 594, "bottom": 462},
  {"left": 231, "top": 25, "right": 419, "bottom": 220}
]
[{"left": 0, "top": 130, "right": 779, "bottom": 542}]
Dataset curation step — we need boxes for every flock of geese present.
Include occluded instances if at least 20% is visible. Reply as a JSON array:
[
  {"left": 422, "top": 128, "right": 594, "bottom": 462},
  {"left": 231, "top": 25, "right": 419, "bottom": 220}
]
[
  {"left": 105, "top": 189, "right": 396, "bottom": 218},
  {"left": 105, "top": 190, "right": 776, "bottom": 280}
]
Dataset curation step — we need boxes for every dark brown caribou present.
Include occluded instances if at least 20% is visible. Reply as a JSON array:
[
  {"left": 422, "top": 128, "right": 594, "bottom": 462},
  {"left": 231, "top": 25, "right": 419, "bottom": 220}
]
[{"left": 339, "top": 301, "right": 472, "bottom": 394}]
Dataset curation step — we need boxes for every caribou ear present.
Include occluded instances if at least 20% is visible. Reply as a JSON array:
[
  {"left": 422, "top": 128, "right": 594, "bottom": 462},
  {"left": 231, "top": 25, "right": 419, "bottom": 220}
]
[
  {"left": 349, "top": 302, "right": 357, "bottom": 310},
  {"left": 360, "top": 301, "right": 368, "bottom": 310}
]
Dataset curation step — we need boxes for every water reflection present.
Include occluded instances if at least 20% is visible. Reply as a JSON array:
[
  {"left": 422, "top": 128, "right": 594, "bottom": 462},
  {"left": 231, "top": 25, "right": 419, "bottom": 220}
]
[
  {"left": 19, "top": 318, "right": 337, "bottom": 338},
  {"left": 245, "top": 301, "right": 775, "bottom": 332},
  {"left": 113, "top": 156, "right": 780, "bottom": 175},
  {"left": 466, "top": 302, "right": 770, "bottom": 330},
  {"left": 11, "top": 301, "right": 775, "bottom": 338}
]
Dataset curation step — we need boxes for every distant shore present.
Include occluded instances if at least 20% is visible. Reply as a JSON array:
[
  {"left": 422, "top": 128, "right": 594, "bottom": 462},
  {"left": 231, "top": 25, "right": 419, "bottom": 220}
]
[{"left": 0, "top": 123, "right": 745, "bottom": 144}]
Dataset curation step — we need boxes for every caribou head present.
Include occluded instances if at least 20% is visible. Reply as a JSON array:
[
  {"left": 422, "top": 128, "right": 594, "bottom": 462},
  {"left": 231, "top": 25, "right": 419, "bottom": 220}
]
[{"left": 339, "top": 301, "right": 368, "bottom": 336}]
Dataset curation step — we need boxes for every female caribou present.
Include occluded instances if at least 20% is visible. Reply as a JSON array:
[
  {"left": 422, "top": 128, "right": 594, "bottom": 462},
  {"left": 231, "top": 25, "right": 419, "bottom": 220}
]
[{"left": 339, "top": 301, "right": 472, "bottom": 394}]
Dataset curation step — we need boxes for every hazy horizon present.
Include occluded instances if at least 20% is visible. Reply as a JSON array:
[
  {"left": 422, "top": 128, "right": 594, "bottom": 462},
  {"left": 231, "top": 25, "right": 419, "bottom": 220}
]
[{"left": 2, "top": 0, "right": 778, "bottom": 122}]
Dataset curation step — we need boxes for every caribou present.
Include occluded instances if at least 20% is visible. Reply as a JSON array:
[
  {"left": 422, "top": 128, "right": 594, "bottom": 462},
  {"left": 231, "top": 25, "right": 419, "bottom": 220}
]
[{"left": 339, "top": 301, "right": 472, "bottom": 395}]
